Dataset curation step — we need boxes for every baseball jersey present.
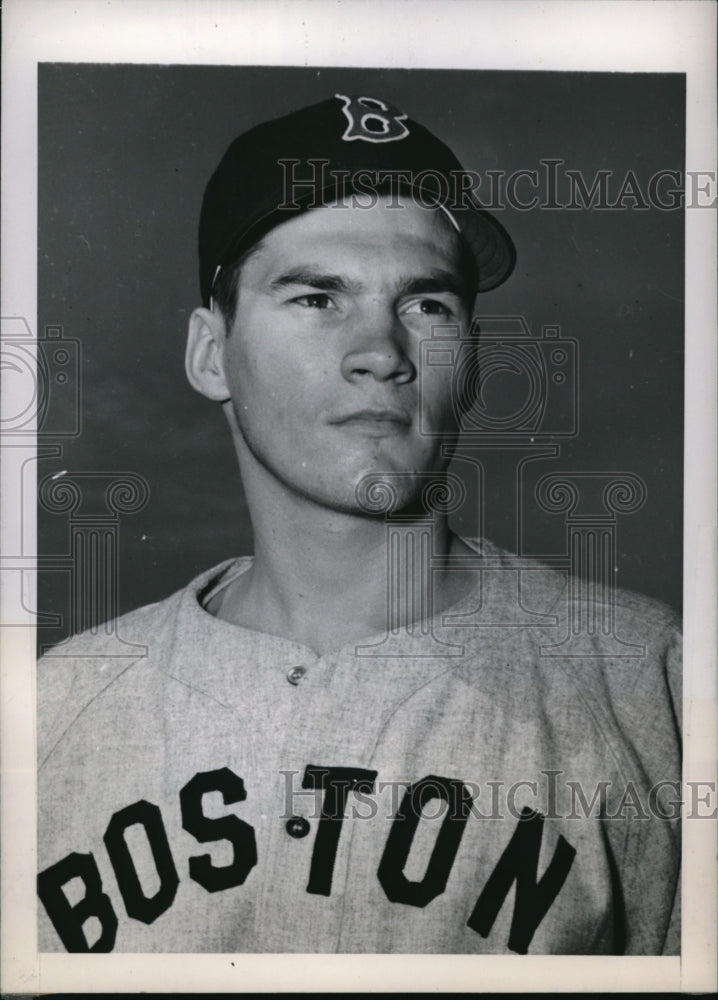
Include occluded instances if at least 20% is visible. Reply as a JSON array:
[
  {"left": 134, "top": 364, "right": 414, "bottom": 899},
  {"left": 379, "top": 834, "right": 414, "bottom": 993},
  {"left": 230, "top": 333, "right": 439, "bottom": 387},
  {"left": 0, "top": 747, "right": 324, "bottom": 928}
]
[{"left": 37, "top": 538, "right": 681, "bottom": 954}]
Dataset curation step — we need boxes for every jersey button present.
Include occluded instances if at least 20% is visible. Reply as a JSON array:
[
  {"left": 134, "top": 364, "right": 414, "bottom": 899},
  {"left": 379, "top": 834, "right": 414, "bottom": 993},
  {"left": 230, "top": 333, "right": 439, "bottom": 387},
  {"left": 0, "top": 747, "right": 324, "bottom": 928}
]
[
  {"left": 286, "top": 816, "right": 310, "bottom": 838},
  {"left": 286, "top": 665, "right": 307, "bottom": 685}
]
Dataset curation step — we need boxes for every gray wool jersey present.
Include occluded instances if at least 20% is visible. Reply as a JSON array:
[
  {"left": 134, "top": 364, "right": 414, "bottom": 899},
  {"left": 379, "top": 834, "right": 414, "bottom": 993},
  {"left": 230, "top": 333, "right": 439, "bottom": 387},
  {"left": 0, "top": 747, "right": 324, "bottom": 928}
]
[{"left": 36, "top": 538, "right": 681, "bottom": 955}]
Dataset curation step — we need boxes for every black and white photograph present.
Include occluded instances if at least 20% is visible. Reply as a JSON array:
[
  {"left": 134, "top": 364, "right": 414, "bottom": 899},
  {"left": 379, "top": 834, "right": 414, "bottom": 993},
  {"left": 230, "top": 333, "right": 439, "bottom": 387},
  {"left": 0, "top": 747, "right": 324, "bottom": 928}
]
[{"left": 1, "top": 0, "right": 716, "bottom": 993}]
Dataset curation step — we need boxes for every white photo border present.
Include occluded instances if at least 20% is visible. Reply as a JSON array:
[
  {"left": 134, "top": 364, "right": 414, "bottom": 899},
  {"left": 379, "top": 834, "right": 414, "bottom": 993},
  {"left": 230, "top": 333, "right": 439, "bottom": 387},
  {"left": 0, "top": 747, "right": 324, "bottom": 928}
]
[{"left": 1, "top": 0, "right": 716, "bottom": 993}]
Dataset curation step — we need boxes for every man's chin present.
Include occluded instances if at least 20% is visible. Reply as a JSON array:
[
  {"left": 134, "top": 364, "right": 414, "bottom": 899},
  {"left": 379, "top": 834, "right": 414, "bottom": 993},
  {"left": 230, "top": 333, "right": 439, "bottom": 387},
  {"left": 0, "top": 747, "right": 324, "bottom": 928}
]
[
  {"left": 350, "top": 467, "right": 446, "bottom": 518},
  {"left": 285, "top": 467, "right": 440, "bottom": 519}
]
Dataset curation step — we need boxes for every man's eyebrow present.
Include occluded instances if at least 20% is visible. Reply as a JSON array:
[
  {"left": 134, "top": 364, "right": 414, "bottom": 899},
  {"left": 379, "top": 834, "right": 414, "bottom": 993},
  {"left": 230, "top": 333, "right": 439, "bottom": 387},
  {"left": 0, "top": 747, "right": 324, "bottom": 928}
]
[
  {"left": 397, "top": 271, "right": 467, "bottom": 298},
  {"left": 269, "top": 269, "right": 358, "bottom": 294},
  {"left": 268, "top": 267, "right": 467, "bottom": 298}
]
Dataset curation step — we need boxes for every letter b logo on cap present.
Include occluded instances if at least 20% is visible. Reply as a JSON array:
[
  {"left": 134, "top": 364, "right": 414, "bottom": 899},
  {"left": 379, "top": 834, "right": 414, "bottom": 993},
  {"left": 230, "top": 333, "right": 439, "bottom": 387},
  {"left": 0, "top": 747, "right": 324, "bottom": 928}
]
[{"left": 335, "top": 94, "right": 409, "bottom": 143}]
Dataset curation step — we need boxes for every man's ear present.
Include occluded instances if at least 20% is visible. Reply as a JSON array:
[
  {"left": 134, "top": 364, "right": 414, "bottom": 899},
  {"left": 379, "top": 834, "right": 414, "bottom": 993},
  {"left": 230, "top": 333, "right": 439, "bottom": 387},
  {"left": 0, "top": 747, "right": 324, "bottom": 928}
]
[{"left": 185, "top": 307, "right": 231, "bottom": 402}]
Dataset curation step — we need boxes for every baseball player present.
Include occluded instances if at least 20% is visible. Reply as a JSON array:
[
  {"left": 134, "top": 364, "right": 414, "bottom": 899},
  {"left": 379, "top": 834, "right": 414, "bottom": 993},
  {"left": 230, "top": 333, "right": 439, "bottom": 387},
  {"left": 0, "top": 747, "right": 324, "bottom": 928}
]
[{"left": 37, "top": 94, "right": 681, "bottom": 955}]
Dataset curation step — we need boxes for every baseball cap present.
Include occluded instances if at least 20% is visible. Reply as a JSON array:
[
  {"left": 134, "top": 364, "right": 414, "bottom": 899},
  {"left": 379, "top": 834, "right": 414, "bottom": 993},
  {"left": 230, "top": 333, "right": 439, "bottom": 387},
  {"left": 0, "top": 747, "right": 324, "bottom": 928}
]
[{"left": 199, "top": 94, "right": 516, "bottom": 307}]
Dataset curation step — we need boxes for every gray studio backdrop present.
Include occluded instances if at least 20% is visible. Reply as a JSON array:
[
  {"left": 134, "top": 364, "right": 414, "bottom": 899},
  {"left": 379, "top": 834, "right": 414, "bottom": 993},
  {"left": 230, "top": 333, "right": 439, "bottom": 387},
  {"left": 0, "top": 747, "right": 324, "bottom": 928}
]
[{"left": 37, "top": 65, "right": 684, "bottom": 651}]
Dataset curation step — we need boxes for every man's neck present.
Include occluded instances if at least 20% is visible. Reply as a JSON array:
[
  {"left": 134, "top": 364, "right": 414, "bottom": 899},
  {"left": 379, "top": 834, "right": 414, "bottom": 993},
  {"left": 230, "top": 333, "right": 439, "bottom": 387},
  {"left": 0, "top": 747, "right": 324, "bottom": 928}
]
[{"left": 212, "top": 470, "right": 473, "bottom": 656}]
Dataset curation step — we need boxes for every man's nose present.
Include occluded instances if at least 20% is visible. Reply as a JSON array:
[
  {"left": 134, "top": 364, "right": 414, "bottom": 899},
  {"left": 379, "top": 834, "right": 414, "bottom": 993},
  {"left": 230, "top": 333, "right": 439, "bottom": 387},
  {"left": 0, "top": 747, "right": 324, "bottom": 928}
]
[{"left": 340, "top": 307, "right": 416, "bottom": 385}]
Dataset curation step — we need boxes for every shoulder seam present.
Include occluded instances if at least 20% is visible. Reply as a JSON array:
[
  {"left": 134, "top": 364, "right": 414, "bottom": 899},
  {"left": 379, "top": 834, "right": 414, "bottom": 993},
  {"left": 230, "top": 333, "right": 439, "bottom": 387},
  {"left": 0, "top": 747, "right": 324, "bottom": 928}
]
[{"left": 39, "top": 655, "right": 146, "bottom": 770}]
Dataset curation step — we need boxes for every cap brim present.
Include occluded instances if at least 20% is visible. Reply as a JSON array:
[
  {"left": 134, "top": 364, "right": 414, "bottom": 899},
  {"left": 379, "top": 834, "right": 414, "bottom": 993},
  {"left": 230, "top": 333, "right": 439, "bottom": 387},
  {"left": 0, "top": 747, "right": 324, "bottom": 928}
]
[{"left": 447, "top": 204, "right": 516, "bottom": 293}]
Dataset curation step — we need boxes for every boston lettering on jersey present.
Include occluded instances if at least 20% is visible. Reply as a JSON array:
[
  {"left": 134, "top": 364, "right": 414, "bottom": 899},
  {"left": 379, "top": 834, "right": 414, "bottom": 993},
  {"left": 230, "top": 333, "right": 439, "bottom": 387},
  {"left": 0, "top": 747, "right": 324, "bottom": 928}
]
[{"left": 37, "top": 764, "right": 576, "bottom": 953}]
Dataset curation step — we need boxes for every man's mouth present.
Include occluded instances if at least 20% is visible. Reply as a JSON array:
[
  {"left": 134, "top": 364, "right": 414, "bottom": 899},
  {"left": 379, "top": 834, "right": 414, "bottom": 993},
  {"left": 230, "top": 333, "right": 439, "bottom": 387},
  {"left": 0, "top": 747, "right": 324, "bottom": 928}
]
[{"left": 330, "top": 408, "right": 412, "bottom": 429}]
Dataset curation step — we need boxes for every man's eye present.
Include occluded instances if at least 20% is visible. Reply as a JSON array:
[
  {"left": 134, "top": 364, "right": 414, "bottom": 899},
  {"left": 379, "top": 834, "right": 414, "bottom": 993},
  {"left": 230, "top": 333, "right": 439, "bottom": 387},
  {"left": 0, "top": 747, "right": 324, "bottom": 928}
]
[
  {"left": 404, "top": 298, "right": 453, "bottom": 317},
  {"left": 294, "top": 293, "right": 334, "bottom": 309}
]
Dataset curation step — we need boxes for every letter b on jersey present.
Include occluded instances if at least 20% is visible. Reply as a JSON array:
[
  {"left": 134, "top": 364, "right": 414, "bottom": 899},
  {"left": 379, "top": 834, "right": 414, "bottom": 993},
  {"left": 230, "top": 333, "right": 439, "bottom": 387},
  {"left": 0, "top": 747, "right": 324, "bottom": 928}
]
[
  {"left": 336, "top": 94, "right": 409, "bottom": 143},
  {"left": 37, "top": 852, "right": 118, "bottom": 952}
]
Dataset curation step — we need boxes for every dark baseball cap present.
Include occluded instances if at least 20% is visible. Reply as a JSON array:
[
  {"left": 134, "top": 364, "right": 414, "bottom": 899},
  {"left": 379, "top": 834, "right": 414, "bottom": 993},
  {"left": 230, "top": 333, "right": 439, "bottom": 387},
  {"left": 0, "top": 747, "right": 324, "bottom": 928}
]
[{"left": 199, "top": 93, "right": 516, "bottom": 307}]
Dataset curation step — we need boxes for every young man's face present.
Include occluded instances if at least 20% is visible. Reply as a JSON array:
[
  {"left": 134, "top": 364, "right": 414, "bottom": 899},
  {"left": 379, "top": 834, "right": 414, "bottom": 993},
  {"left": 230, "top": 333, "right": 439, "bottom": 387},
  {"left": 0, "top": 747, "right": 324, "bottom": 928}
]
[{"left": 217, "top": 197, "right": 472, "bottom": 515}]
